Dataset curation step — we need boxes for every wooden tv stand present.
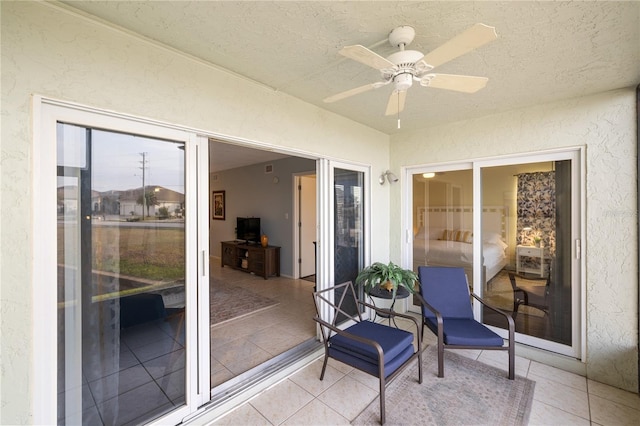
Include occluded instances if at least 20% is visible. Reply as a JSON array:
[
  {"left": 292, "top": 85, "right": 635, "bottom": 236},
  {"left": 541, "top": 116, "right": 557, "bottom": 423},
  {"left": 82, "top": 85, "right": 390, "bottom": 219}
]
[{"left": 220, "top": 241, "right": 280, "bottom": 280}]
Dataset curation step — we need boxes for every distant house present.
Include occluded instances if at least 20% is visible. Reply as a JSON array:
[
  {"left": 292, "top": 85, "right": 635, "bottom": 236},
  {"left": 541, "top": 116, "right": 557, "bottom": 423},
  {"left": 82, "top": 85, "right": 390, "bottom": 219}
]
[{"left": 117, "top": 186, "right": 184, "bottom": 218}]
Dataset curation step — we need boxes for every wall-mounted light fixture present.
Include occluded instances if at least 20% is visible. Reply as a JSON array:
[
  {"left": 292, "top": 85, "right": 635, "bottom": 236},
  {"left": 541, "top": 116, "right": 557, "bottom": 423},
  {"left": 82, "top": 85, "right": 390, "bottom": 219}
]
[{"left": 379, "top": 170, "right": 399, "bottom": 185}]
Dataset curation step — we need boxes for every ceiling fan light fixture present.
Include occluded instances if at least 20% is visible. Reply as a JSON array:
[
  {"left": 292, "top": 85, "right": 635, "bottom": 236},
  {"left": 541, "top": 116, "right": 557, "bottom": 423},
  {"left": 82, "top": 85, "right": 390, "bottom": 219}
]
[{"left": 394, "top": 73, "right": 413, "bottom": 91}]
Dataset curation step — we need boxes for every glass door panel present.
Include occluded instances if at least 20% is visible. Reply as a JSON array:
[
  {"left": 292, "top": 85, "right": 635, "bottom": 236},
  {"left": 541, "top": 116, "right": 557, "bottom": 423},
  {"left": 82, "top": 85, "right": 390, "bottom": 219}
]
[
  {"left": 333, "top": 168, "right": 365, "bottom": 323},
  {"left": 57, "top": 124, "right": 187, "bottom": 425},
  {"left": 411, "top": 170, "right": 475, "bottom": 287},
  {"left": 481, "top": 160, "right": 574, "bottom": 349}
]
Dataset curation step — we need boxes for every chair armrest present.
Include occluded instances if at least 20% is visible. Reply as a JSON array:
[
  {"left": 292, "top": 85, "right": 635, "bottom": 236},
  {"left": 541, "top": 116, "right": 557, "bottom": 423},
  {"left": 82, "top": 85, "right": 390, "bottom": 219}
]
[
  {"left": 313, "top": 315, "right": 384, "bottom": 358},
  {"left": 470, "top": 292, "right": 515, "bottom": 332},
  {"left": 413, "top": 292, "right": 442, "bottom": 320},
  {"left": 413, "top": 292, "right": 445, "bottom": 350}
]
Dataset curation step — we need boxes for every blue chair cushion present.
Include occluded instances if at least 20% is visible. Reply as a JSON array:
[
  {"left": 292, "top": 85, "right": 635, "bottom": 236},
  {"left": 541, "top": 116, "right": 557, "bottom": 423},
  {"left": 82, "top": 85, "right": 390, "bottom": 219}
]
[
  {"left": 424, "top": 317, "right": 504, "bottom": 346},
  {"left": 419, "top": 266, "right": 475, "bottom": 319},
  {"left": 329, "top": 321, "right": 414, "bottom": 378}
]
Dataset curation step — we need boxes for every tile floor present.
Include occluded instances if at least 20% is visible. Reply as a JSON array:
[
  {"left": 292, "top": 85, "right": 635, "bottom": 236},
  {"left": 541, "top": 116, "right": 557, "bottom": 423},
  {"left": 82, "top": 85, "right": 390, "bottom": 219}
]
[
  {"left": 210, "top": 263, "right": 317, "bottom": 387},
  {"left": 210, "top": 313, "right": 640, "bottom": 425}
]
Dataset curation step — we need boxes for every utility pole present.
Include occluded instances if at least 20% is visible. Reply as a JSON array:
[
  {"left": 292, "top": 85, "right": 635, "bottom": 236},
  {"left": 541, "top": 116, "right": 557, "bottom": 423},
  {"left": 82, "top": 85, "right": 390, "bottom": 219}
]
[{"left": 139, "top": 152, "right": 148, "bottom": 218}]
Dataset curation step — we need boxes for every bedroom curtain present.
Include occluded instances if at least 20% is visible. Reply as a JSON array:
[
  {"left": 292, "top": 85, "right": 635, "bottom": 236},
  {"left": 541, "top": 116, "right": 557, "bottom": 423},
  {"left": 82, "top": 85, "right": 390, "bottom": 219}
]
[{"left": 516, "top": 171, "right": 556, "bottom": 257}]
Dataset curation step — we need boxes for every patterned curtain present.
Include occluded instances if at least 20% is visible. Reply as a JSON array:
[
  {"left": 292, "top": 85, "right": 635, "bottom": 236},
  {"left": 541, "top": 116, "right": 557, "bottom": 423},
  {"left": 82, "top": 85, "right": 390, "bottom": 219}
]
[{"left": 516, "top": 171, "right": 556, "bottom": 256}]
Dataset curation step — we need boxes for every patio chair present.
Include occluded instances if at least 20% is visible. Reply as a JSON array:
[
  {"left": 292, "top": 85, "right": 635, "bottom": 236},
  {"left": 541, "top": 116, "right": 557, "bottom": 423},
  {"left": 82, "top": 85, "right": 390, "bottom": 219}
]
[
  {"left": 312, "top": 281, "right": 422, "bottom": 425},
  {"left": 508, "top": 271, "right": 550, "bottom": 318},
  {"left": 416, "top": 266, "right": 515, "bottom": 380}
]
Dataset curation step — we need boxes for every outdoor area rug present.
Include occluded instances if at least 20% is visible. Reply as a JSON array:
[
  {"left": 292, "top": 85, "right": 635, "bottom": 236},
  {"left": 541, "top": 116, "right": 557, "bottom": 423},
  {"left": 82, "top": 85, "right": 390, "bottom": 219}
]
[
  {"left": 352, "top": 346, "right": 535, "bottom": 426},
  {"left": 210, "top": 279, "right": 279, "bottom": 326}
]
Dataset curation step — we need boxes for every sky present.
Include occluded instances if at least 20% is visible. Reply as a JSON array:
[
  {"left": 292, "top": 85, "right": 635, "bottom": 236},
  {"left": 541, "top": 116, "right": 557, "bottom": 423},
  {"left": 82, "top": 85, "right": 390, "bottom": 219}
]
[{"left": 57, "top": 124, "right": 185, "bottom": 193}]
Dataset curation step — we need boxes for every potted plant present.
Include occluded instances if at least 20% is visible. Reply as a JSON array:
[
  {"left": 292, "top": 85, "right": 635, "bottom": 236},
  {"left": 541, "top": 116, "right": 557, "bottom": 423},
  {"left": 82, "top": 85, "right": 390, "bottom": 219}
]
[{"left": 355, "top": 261, "right": 418, "bottom": 302}]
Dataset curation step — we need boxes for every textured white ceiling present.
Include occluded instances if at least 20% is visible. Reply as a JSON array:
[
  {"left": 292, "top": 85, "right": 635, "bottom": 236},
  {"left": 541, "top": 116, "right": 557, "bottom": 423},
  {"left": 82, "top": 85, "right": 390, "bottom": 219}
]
[{"left": 61, "top": 1, "right": 639, "bottom": 137}]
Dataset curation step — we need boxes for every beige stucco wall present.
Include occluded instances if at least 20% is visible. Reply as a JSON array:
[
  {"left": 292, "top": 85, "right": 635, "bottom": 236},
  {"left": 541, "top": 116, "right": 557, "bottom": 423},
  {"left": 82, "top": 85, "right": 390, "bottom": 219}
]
[
  {"left": 390, "top": 88, "right": 638, "bottom": 392},
  {"left": 0, "top": 2, "right": 391, "bottom": 423}
]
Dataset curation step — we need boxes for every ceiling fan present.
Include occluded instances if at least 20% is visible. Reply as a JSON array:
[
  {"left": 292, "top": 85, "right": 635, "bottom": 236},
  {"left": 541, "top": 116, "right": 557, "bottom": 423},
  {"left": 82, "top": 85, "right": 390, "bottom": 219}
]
[{"left": 324, "top": 24, "right": 497, "bottom": 118}]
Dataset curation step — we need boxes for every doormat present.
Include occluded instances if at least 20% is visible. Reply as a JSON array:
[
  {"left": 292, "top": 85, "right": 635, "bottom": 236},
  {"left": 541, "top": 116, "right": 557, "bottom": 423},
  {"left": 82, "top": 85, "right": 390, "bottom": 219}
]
[
  {"left": 210, "top": 279, "right": 279, "bottom": 326},
  {"left": 353, "top": 345, "right": 535, "bottom": 425}
]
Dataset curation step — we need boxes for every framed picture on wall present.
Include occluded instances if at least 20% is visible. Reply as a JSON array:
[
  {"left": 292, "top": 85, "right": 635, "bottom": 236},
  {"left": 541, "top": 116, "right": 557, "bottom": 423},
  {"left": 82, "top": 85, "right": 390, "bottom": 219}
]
[{"left": 212, "top": 190, "right": 225, "bottom": 220}]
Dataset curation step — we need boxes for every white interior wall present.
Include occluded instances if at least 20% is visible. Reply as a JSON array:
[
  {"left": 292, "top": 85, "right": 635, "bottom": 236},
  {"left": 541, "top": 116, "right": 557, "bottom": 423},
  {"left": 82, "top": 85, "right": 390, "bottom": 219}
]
[
  {"left": 209, "top": 156, "right": 316, "bottom": 277},
  {"left": 0, "top": 2, "right": 390, "bottom": 423},
  {"left": 390, "top": 88, "right": 638, "bottom": 392}
]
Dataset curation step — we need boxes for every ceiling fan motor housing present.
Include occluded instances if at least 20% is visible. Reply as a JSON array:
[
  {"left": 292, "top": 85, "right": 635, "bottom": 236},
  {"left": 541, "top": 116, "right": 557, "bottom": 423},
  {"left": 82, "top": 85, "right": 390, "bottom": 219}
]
[
  {"left": 394, "top": 73, "right": 413, "bottom": 91},
  {"left": 384, "top": 49, "right": 430, "bottom": 90}
]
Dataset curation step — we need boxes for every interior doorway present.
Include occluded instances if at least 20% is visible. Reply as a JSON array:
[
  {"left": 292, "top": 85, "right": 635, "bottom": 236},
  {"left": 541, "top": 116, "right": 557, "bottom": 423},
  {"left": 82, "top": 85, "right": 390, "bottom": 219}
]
[{"left": 296, "top": 174, "right": 317, "bottom": 279}]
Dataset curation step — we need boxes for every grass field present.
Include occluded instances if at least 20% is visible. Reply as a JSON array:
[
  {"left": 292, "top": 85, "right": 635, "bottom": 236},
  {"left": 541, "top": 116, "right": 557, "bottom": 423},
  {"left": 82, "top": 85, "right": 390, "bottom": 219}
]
[{"left": 58, "top": 223, "right": 185, "bottom": 281}]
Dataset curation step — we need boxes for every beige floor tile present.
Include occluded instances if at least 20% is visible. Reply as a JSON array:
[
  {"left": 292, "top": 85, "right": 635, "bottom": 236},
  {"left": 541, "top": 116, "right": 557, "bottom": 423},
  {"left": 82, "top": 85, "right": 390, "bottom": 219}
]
[
  {"left": 477, "top": 349, "right": 530, "bottom": 378},
  {"left": 588, "top": 379, "right": 640, "bottom": 410},
  {"left": 224, "top": 349, "right": 274, "bottom": 375},
  {"left": 250, "top": 379, "right": 314, "bottom": 425},
  {"left": 530, "top": 373, "right": 590, "bottom": 419},
  {"left": 316, "top": 375, "right": 378, "bottom": 421},
  {"left": 326, "top": 357, "right": 355, "bottom": 375},
  {"left": 214, "top": 339, "right": 268, "bottom": 365},
  {"left": 347, "top": 368, "right": 380, "bottom": 391},
  {"left": 281, "top": 399, "right": 350, "bottom": 426},
  {"left": 211, "top": 403, "right": 272, "bottom": 425},
  {"left": 589, "top": 393, "right": 640, "bottom": 426},
  {"left": 289, "top": 359, "right": 346, "bottom": 397},
  {"left": 528, "top": 397, "right": 590, "bottom": 425},
  {"left": 529, "top": 361, "right": 587, "bottom": 391},
  {"left": 211, "top": 367, "right": 234, "bottom": 388}
]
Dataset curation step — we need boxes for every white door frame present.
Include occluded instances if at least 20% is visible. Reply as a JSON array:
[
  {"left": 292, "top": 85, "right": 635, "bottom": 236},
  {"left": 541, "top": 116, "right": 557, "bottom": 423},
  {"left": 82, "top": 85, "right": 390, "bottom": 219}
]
[
  {"left": 32, "top": 96, "right": 210, "bottom": 424},
  {"left": 401, "top": 147, "right": 585, "bottom": 359},
  {"left": 315, "top": 159, "right": 371, "bottom": 326},
  {"left": 292, "top": 172, "right": 317, "bottom": 279}
]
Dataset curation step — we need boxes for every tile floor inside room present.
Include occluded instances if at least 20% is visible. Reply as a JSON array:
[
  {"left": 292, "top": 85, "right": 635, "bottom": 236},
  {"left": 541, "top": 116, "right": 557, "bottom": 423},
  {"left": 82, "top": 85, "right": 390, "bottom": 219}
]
[
  {"left": 209, "top": 262, "right": 317, "bottom": 387},
  {"left": 210, "top": 312, "right": 640, "bottom": 426}
]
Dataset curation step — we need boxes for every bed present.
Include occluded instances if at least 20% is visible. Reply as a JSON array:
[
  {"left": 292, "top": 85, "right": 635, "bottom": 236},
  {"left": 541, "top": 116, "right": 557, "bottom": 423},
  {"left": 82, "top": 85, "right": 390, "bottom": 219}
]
[{"left": 412, "top": 206, "right": 509, "bottom": 289}]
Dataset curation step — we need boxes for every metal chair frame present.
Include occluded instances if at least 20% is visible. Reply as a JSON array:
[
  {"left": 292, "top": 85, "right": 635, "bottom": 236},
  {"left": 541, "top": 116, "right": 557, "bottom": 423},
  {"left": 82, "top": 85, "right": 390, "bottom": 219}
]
[
  {"left": 416, "top": 267, "right": 515, "bottom": 380},
  {"left": 313, "top": 281, "right": 422, "bottom": 425}
]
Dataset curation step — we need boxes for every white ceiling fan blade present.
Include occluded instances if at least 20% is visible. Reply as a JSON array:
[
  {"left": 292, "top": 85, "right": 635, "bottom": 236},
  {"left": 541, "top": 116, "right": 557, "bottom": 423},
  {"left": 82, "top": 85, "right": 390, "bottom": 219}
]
[
  {"left": 422, "top": 73, "right": 489, "bottom": 93},
  {"left": 340, "top": 45, "right": 395, "bottom": 70},
  {"left": 422, "top": 23, "right": 497, "bottom": 68},
  {"left": 323, "top": 82, "right": 382, "bottom": 103},
  {"left": 385, "top": 90, "right": 407, "bottom": 116}
]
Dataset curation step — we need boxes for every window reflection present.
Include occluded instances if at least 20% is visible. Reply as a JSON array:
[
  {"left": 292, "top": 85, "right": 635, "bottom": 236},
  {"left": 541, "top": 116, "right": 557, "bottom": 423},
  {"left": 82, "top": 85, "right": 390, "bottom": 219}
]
[{"left": 57, "top": 124, "right": 186, "bottom": 425}]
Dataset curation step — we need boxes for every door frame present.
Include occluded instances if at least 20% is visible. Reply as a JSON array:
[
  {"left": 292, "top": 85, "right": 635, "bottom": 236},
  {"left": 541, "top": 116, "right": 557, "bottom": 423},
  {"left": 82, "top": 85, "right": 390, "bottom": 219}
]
[
  {"left": 402, "top": 147, "right": 585, "bottom": 359},
  {"left": 314, "top": 159, "right": 371, "bottom": 326},
  {"left": 292, "top": 172, "right": 317, "bottom": 279},
  {"left": 32, "top": 96, "right": 210, "bottom": 424}
]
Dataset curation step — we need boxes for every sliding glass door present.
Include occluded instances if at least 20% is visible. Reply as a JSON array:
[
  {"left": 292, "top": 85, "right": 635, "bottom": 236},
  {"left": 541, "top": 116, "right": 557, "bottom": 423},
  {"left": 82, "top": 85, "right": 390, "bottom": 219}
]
[
  {"left": 36, "top": 100, "right": 209, "bottom": 425},
  {"left": 56, "top": 125, "right": 189, "bottom": 425},
  {"left": 479, "top": 151, "right": 582, "bottom": 356},
  {"left": 406, "top": 149, "right": 583, "bottom": 357},
  {"left": 313, "top": 160, "right": 368, "bottom": 325}
]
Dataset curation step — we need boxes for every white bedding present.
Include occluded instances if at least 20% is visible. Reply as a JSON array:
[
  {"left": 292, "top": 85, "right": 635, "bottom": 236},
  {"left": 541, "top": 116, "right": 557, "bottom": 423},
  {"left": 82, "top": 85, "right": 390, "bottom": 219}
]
[{"left": 412, "top": 236, "right": 507, "bottom": 282}]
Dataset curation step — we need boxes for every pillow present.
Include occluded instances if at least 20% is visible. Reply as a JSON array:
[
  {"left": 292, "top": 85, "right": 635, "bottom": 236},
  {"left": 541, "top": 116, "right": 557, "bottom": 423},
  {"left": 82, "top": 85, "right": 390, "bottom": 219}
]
[
  {"left": 455, "top": 230, "right": 473, "bottom": 244},
  {"left": 440, "top": 229, "right": 455, "bottom": 241},
  {"left": 414, "top": 226, "right": 426, "bottom": 238},
  {"left": 483, "top": 232, "right": 508, "bottom": 250},
  {"left": 440, "top": 229, "right": 473, "bottom": 244}
]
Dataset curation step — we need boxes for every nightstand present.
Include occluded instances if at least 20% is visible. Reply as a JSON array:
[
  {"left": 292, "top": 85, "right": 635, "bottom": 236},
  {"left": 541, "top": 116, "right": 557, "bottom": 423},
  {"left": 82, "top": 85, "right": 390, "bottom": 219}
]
[{"left": 516, "top": 245, "right": 546, "bottom": 277}]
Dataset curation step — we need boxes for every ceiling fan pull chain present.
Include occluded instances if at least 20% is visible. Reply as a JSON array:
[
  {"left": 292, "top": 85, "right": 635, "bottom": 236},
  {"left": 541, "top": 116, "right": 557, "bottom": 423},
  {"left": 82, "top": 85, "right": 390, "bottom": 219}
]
[{"left": 397, "top": 93, "right": 401, "bottom": 129}]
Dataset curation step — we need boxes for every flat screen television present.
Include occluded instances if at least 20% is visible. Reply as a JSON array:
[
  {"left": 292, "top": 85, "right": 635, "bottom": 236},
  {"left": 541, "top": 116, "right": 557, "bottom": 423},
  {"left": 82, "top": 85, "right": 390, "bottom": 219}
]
[{"left": 236, "top": 217, "right": 260, "bottom": 243}]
